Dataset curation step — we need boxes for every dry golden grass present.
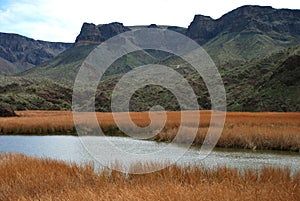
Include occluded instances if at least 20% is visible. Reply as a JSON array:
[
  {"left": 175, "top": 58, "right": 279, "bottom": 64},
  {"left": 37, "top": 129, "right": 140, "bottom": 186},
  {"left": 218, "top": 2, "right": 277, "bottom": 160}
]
[
  {"left": 0, "top": 110, "right": 299, "bottom": 151},
  {"left": 0, "top": 111, "right": 75, "bottom": 135},
  {"left": 0, "top": 153, "right": 299, "bottom": 201}
]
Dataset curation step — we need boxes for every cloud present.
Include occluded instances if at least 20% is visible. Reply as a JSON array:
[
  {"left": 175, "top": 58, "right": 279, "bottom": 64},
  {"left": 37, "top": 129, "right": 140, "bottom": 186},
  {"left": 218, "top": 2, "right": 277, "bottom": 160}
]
[
  {"left": 0, "top": 0, "right": 79, "bottom": 42},
  {"left": 0, "top": 0, "right": 299, "bottom": 42}
]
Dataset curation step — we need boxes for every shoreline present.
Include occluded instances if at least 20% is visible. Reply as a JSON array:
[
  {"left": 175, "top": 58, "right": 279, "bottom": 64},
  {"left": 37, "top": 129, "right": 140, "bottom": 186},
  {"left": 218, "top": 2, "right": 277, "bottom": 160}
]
[{"left": 0, "top": 110, "right": 299, "bottom": 152}]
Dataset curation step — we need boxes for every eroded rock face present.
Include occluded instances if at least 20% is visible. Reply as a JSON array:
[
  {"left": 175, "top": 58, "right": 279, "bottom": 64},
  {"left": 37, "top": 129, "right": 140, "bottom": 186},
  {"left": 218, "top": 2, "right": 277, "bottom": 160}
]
[
  {"left": 75, "top": 22, "right": 130, "bottom": 44},
  {"left": 0, "top": 104, "right": 17, "bottom": 117},
  {"left": 186, "top": 5, "right": 300, "bottom": 44},
  {"left": 100, "top": 22, "right": 131, "bottom": 40},
  {"left": 74, "top": 23, "right": 102, "bottom": 43},
  {"left": 186, "top": 15, "right": 217, "bottom": 44}
]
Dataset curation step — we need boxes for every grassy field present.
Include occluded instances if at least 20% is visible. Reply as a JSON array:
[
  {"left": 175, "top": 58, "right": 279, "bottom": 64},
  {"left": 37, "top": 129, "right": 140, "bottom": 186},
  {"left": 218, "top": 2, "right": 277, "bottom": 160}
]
[
  {"left": 0, "top": 110, "right": 299, "bottom": 151},
  {"left": 0, "top": 153, "right": 299, "bottom": 201}
]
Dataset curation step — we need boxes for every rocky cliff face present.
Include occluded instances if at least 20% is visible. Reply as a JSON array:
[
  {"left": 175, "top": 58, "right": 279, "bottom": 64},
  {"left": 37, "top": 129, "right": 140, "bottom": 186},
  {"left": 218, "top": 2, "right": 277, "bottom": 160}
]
[
  {"left": 0, "top": 33, "right": 72, "bottom": 74},
  {"left": 186, "top": 15, "right": 217, "bottom": 44},
  {"left": 75, "top": 22, "right": 187, "bottom": 45},
  {"left": 75, "top": 6, "right": 300, "bottom": 48},
  {"left": 186, "top": 5, "right": 300, "bottom": 44},
  {"left": 75, "top": 22, "right": 130, "bottom": 44}
]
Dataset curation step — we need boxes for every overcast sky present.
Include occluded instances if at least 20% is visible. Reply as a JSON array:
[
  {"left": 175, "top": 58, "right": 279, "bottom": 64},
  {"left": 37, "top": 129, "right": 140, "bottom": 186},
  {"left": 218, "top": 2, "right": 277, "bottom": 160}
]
[{"left": 0, "top": 0, "right": 299, "bottom": 42}]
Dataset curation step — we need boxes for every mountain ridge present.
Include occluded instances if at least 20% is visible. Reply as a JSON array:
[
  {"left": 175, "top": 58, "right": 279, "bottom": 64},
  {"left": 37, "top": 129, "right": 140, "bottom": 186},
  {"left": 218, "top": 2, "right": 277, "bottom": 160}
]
[
  {"left": 72, "top": 5, "right": 300, "bottom": 66},
  {"left": 1, "top": 5, "right": 300, "bottom": 75}
]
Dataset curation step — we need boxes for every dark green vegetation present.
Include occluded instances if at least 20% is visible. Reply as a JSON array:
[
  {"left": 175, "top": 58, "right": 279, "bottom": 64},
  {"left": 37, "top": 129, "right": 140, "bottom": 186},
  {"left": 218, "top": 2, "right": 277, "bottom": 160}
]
[
  {"left": 0, "top": 75, "right": 71, "bottom": 110},
  {"left": 0, "top": 5, "right": 299, "bottom": 112},
  {"left": 223, "top": 46, "right": 300, "bottom": 111},
  {"left": 0, "top": 103, "right": 16, "bottom": 117},
  {"left": 1, "top": 45, "right": 299, "bottom": 112}
]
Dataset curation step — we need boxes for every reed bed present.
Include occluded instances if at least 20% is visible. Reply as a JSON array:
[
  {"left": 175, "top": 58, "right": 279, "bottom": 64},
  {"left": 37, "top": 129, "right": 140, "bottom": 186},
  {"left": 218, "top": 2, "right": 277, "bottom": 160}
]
[
  {"left": 0, "top": 110, "right": 299, "bottom": 151},
  {"left": 0, "top": 154, "right": 299, "bottom": 201}
]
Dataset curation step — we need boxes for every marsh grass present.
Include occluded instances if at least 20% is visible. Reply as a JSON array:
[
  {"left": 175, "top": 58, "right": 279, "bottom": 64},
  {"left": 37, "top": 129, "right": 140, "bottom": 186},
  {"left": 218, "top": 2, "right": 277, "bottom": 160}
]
[
  {"left": 0, "top": 154, "right": 299, "bottom": 201},
  {"left": 0, "top": 110, "right": 299, "bottom": 151}
]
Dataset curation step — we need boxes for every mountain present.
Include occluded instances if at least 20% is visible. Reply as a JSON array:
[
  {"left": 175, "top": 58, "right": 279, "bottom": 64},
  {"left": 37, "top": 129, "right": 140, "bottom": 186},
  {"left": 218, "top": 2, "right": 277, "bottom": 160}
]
[
  {"left": 73, "top": 5, "right": 300, "bottom": 66},
  {"left": 63, "top": 6, "right": 300, "bottom": 68},
  {"left": 0, "top": 5, "right": 299, "bottom": 112},
  {"left": 23, "top": 6, "right": 300, "bottom": 80},
  {"left": 187, "top": 6, "right": 300, "bottom": 44},
  {"left": 0, "top": 33, "right": 72, "bottom": 74},
  {"left": 6, "top": 5, "right": 300, "bottom": 78},
  {"left": 187, "top": 5, "right": 300, "bottom": 65}
]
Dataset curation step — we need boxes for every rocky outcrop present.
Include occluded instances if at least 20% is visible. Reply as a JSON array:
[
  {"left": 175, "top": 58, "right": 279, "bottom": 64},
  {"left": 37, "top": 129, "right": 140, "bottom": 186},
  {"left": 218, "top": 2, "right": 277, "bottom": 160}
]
[
  {"left": 186, "top": 15, "right": 217, "bottom": 44},
  {"left": 75, "top": 23, "right": 188, "bottom": 45},
  {"left": 0, "top": 33, "right": 72, "bottom": 74},
  {"left": 74, "top": 23, "right": 102, "bottom": 43},
  {"left": 100, "top": 22, "right": 131, "bottom": 41},
  {"left": 75, "top": 22, "right": 130, "bottom": 44}
]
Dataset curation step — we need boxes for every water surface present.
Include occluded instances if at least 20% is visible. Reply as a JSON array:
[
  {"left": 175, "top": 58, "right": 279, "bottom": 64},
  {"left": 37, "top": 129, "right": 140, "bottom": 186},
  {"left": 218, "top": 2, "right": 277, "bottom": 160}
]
[{"left": 0, "top": 136, "right": 299, "bottom": 173}]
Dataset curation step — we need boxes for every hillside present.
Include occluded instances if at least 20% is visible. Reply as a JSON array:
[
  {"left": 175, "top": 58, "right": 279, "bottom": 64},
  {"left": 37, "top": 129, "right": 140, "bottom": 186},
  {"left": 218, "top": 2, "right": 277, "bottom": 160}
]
[
  {"left": 1, "top": 45, "right": 299, "bottom": 112},
  {"left": 0, "top": 33, "right": 72, "bottom": 74},
  {"left": 223, "top": 45, "right": 300, "bottom": 111},
  {"left": 0, "top": 74, "right": 72, "bottom": 110}
]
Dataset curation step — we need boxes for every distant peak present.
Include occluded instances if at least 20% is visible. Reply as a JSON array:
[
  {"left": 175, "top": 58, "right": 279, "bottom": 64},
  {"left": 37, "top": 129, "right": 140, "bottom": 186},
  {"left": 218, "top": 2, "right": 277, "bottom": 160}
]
[
  {"left": 193, "top": 15, "right": 214, "bottom": 21},
  {"left": 147, "top": 24, "right": 158, "bottom": 28}
]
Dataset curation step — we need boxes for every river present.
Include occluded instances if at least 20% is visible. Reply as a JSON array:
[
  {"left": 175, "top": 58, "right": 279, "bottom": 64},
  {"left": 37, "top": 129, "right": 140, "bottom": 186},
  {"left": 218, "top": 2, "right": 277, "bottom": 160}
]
[{"left": 0, "top": 136, "right": 299, "bottom": 173}]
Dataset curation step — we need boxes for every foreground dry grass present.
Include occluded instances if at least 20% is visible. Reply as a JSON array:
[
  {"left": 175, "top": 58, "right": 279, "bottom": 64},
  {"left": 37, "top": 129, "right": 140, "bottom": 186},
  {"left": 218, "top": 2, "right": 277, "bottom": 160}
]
[
  {"left": 0, "top": 110, "right": 299, "bottom": 151},
  {"left": 0, "top": 154, "right": 299, "bottom": 201}
]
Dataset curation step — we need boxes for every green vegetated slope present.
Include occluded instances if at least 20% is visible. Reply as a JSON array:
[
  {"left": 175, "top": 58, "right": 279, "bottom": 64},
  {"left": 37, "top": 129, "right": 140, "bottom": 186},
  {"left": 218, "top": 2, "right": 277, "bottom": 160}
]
[
  {"left": 0, "top": 75, "right": 72, "bottom": 110},
  {"left": 1, "top": 45, "right": 299, "bottom": 112},
  {"left": 223, "top": 46, "right": 300, "bottom": 111},
  {"left": 21, "top": 44, "right": 98, "bottom": 83},
  {"left": 204, "top": 31, "right": 298, "bottom": 66}
]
